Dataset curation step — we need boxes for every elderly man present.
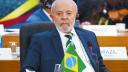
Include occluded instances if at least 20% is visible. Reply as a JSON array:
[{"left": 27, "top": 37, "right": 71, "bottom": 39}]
[{"left": 22, "top": 0, "right": 109, "bottom": 72}]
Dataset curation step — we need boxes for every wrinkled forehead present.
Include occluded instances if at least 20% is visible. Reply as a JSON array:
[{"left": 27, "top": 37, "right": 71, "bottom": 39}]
[{"left": 51, "top": 0, "right": 77, "bottom": 13}]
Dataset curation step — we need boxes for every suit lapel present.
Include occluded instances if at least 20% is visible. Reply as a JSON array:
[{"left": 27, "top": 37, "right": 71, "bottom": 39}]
[
  {"left": 51, "top": 28, "right": 64, "bottom": 63},
  {"left": 75, "top": 28, "right": 97, "bottom": 72}
]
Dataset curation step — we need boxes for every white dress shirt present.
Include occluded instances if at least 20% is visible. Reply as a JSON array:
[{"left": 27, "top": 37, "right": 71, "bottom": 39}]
[
  {"left": 58, "top": 28, "right": 95, "bottom": 72},
  {"left": 43, "top": 9, "right": 52, "bottom": 21}
]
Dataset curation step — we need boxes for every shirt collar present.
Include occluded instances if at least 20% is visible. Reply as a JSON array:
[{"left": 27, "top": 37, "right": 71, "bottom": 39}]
[{"left": 57, "top": 27, "right": 76, "bottom": 37}]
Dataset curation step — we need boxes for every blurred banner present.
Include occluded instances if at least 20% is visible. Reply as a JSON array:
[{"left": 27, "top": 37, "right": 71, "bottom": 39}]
[{"left": 0, "top": 0, "right": 39, "bottom": 27}]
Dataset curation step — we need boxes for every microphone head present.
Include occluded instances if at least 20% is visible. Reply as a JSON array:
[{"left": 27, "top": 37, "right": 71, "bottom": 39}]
[{"left": 87, "top": 41, "right": 93, "bottom": 49}]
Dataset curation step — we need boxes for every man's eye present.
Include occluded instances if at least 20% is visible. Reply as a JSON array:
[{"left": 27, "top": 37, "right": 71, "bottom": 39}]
[
  {"left": 67, "top": 13, "right": 71, "bottom": 15},
  {"left": 57, "top": 13, "right": 62, "bottom": 16}
]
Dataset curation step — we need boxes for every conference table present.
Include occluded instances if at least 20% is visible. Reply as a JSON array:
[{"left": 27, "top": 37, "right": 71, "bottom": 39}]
[
  {"left": 2, "top": 31, "right": 128, "bottom": 48},
  {"left": 0, "top": 31, "right": 128, "bottom": 72},
  {"left": 97, "top": 31, "right": 128, "bottom": 47}
]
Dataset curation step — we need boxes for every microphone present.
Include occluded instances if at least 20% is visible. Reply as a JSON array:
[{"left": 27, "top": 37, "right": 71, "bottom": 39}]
[
  {"left": 25, "top": 69, "right": 35, "bottom": 72},
  {"left": 87, "top": 41, "right": 100, "bottom": 72},
  {"left": 87, "top": 41, "right": 93, "bottom": 49}
]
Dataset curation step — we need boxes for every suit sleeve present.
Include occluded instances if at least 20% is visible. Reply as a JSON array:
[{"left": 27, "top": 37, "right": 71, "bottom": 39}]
[
  {"left": 22, "top": 35, "right": 42, "bottom": 72},
  {"left": 90, "top": 32, "right": 109, "bottom": 72}
]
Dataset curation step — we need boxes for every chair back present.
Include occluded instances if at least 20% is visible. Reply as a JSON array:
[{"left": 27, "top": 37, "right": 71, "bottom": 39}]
[{"left": 20, "top": 22, "right": 54, "bottom": 66}]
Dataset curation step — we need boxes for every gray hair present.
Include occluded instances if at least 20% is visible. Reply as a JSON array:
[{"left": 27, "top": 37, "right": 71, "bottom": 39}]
[{"left": 51, "top": 0, "right": 78, "bottom": 14}]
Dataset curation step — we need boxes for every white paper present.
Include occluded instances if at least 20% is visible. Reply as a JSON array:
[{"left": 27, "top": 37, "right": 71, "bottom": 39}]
[
  {"left": 4, "top": 29, "right": 19, "bottom": 35},
  {"left": 83, "top": 25, "right": 118, "bottom": 36},
  {"left": 0, "top": 48, "right": 13, "bottom": 60},
  {"left": 5, "top": 29, "right": 19, "bottom": 32},
  {"left": 100, "top": 47, "right": 128, "bottom": 59},
  {"left": 0, "top": 24, "right": 4, "bottom": 35}
]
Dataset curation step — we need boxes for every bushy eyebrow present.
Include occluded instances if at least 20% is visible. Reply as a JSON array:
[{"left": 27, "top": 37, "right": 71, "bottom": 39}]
[{"left": 57, "top": 10, "right": 73, "bottom": 13}]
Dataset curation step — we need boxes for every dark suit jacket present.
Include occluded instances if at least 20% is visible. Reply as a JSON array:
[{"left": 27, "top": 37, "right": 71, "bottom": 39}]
[{"left": 22, "top": 27, "right": 109, "bottom": 72}]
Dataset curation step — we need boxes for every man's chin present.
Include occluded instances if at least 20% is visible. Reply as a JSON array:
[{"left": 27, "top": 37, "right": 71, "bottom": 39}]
[{"left": 60, "top": 28, "right": 71, "bottom": 33}]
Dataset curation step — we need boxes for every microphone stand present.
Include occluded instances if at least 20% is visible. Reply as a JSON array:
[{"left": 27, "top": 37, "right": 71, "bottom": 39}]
[{"left": 87, "top": 41, "right": 100, "bottom": 72}]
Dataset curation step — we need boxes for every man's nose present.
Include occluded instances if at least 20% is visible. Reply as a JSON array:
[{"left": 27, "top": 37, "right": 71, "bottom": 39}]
[{"left": 61, "top": 13, "right": 68, "bottom": 20}]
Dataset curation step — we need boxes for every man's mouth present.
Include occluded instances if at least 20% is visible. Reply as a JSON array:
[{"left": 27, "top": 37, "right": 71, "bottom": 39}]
[
  {"left": 61, "top": 23, "right": 67, "bottom": 26},
  {"left": 62, "top": 22, "right": 68, "bottom": 24}
]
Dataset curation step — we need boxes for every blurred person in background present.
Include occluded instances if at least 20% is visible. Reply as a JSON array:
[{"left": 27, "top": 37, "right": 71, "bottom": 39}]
[
  {"left": 77, "top": 0, "right": 104, "bottom": 27},
  {"left": 106, "top": 0, "right": 128, "bottom": 28},
  {"left": 77, "top": 0, "right": 128, "bottom": 29},
  {"left": 26, "top": 0, "right": 54, "bottom": 23},
  {"left": 96, "top": 0, "right": 128, "bottom": 28}
]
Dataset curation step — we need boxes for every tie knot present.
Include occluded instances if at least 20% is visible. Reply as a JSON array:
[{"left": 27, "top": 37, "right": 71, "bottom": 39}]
[{"left": 65, "top": 32, "right": 73, "bottom": 39}]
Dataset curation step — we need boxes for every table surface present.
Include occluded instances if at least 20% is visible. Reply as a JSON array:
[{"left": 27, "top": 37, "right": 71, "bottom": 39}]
[{"left": 0, "top": 58, "right": 128, "bottom": 72}]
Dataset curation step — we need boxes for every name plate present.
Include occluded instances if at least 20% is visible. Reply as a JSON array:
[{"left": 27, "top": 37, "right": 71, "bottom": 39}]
[
  {"left": 83, "top": 25, "right": 118, "bottom": 36},
  {"left": 100, "top": 47, "right": 128, "bottom": 59},
  {"left": 0, "top": 48, "right": 13, "bottom": 60}
]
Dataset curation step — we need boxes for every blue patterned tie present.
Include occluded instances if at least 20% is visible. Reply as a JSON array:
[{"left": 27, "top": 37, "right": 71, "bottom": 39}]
[{"left": 65, "top": 32, "right": 76, "bottom": 49}]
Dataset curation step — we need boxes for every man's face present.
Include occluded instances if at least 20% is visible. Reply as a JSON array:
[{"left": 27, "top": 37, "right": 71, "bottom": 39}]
[{"left": 51, "top": 2, "right": 77, "bottom": 33}]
